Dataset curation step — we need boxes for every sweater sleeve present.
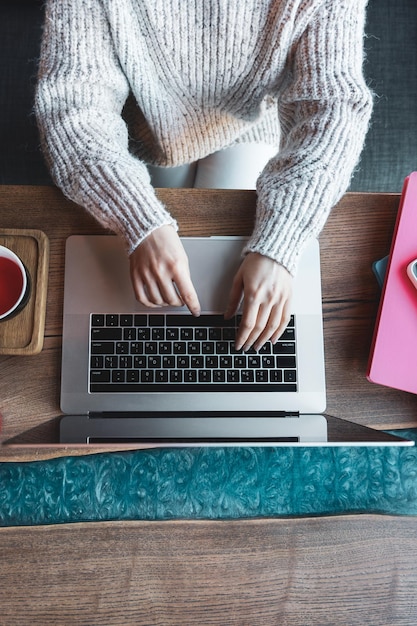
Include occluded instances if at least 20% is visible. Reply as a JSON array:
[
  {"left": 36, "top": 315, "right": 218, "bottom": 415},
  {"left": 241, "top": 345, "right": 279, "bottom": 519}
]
[
  {"left": 34, "top": 0, "right": 177, "bottom": 253},
  {"left": 245, "top": 0, "right": 373, "bottom": 275}
]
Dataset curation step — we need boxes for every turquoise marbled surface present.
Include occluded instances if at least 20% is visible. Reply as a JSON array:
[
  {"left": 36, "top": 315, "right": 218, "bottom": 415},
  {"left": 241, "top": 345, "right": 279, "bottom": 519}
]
[{"left": 1, "top": 433, "right": 417, "bottom": 526}]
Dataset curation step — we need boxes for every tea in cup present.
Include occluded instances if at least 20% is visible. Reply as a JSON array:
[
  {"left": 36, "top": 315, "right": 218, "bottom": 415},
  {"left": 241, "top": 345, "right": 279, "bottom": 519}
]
[{"left": 0, "top": 245, "right": 29, "bottom": 321}]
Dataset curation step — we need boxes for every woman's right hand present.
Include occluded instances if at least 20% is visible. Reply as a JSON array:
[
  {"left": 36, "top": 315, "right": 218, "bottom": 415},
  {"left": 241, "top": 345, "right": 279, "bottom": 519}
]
[{"left": 129, "top": 225, "right": 201, "bottom": 316}]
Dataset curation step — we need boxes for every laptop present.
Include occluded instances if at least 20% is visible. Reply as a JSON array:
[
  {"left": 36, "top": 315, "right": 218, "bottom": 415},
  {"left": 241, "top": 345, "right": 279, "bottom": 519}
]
[{"left": 59, "top": 235, "right": 412, "bottom": 447}]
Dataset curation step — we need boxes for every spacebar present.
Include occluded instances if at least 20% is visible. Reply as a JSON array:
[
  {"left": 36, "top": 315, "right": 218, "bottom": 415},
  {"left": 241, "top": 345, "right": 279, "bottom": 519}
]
[{"left": 90, "top": 383, "right": 298, "bottom": 393}]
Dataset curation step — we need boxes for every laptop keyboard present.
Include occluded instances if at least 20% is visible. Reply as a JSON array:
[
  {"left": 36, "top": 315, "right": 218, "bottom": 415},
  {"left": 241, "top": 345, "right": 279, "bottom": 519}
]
[{"left": 89, "top": 313, "right": 297, "bottom": 393}]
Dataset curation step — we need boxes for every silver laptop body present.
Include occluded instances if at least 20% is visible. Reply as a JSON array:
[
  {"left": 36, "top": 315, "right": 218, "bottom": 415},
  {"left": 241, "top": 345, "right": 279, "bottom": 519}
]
[{"left": 59, "top": 235, "right": 412, "bottom": 447}]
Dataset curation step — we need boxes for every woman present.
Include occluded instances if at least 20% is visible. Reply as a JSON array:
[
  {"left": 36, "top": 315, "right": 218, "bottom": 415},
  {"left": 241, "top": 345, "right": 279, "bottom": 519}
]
[{"left": 35, "top": 0, "right": 373, "bottom": 351}]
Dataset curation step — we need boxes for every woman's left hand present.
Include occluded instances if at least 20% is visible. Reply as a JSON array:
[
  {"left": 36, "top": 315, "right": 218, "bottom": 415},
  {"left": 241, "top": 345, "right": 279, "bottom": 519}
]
[{"left": 225, "top": 252, "right": 293, "bottom": 351}]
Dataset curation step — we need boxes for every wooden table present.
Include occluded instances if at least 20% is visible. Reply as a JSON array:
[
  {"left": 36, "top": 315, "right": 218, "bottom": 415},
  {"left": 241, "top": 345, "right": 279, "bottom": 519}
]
[
  {"left": 1, "top": 186, "right": 417, "bottom": 625},
  {"left": 1, "top": 185, "right": 417, "bottom": 456}
]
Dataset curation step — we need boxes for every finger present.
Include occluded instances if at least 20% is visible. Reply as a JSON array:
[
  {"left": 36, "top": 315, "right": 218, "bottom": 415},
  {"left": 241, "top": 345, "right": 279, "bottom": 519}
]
[
  {"left": 253, "top": 302, "right": 286, "bottom": 351},
  {"left": 172, "top": 271, "right": 201, "bottom": 316},
  {"left": 132, "top": 278, "right": 161, "bottom": 309},
  {"left": 132, "top": 265, "right": 168, "bottom": 307},
  {"left": 270, "top": 301, "right": 292, "bottom": 344},
  {"left": 225, "top": 272, "right": 243, "bottom": 320},
  {"left": 143, "top": 277, "right": 168, "bottom": 306},
  {"left": 235, "top": 298, "right": 264, "bottom": 351},
  {"left": 239, "top": 302, "right": 273, "bottom": 352},
  {"left": 157, "top": 278, "right": 184, "bottom": 308}
]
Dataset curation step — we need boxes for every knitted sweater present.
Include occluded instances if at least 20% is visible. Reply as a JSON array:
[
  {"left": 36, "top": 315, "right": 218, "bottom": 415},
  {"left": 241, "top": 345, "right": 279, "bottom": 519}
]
[{"left": 35, "top": 0, "right": 373, "bottom": 275}]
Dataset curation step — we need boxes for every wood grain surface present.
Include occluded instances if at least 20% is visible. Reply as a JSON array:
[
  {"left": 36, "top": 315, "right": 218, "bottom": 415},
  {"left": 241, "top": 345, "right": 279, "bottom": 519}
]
[
  {"left": 1, "top": 185, "right": 417, "bottom": 459},
  {"left": 1, "top": 187, "right": 417, "bottom": 625},
  {"left": 1, "top": 516, "right": 416, "bottom": 625}
]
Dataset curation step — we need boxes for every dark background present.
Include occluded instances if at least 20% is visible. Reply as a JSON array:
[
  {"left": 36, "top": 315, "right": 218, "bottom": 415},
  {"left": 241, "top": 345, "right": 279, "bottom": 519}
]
[{"left": 1, "top": 0, "right": 416, "bottom": 191}]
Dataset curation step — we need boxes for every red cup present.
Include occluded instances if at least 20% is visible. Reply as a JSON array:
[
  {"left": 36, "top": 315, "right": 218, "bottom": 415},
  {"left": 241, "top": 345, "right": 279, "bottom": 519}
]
[{"left": 0, "top": 245, "right": 28, "bottom": 321}]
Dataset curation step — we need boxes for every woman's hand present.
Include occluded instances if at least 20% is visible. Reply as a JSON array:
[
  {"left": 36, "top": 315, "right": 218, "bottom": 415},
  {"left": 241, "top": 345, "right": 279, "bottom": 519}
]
[
  {"left": 225, "top": 252, "right": 293, "bottom": 351},
  {"left": 129, "top": 225, "right": 201, "bottom": 316}
]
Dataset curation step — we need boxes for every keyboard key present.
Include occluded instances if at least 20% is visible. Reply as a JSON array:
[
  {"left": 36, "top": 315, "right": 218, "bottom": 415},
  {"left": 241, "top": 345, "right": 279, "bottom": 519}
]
[
  {"left": 112, "top": 370, "right": 125, "bottom": 383},
  {"left": 223, "top": 328, "right": 236, "bottom": 341},
  {"left": 184, "top": 370, "right": 197, "bottom": 383},
  {"left": 105, "top": 355, "right": 118, "bottom": 368},
  {"left": 273, "top": 342, "right": 295, "bottom": 355},
  {"left": 126, "top": 370, "right": 139, "bottom": 383},
  {"left": 191, "top": 355, "right": 204, "bottom": 368},
  {"left": 90, "top": 370, "right": 110, "bottom": 383},
  {"left": 198, "top": 370, "right": 212, "bottom": 383},
  {"left": 119, "top": 355, "right": 132, "bottom": 368},
  {"left": 234, "top": 355, "right": 247, "bottom": 368},
  {"left": 205, "top": 355, "right": 218, "bottom": 368},
  {"left": 163, "top": 355, "right": 175, "bottom": 368},
  {"left": 277, "top": 356, "right": 296, "bottom": 368},
  {"left": 177, "top": 355, "right": 190, "bottom": 368},
  {"left": 134, "top": 355, "right": 146, "bottom": 368},
  {"left": 258, "top": 343, "right": 271, "bottom": 354},
  {"left": 91, "top": 314, "right": 105, "bottom": 327},
  {"left": 134, "top": 314, "right": 147, "bottom": 326},
  {"left": 91, "top": 342, "right": 115, "bottom": 355},
  {"left": 91, "top": 328, "right": 122, "bottom": 341},
  {"left": 270, "top": 370, "right": 283, "bottom": 383},
  {"left": 262, "top": 355, "right": 275, "bottom": 368},
  {"left": 188, "top": 342, "right": 200, "bottom": 354},
  {"left": 155, "top": 370, "right": 168, "bottom": 383},
  {"left": 215, "top": 341, "right": 228, "bottom": 354},
  {"left": 149, "top": 315, "right": 165, "bottom": 326},
  {"left": 170, "top": 370, "right": 183, "bottom": 383},
  {"left": 137, "top": 328, "right": 150, "bottom": 341},
  {"left": 195, "top": 328, "right": 207, "bottom": 340},
  {"left": 90, "top": 355, "right": 104, "bottom": 369},
  {"left": 166, "top": 328, "right": 179, "bottom": 340},
  {"left": 284, "top": 370, "right": 297, "bottom": 383},
  {"left": 106, "top": 314, "right": 119, "bottom": 327},
  {"left": 241, "top": 370, "right": 254, "bottom": 383},
  {"left": 152, "top": 328, "right": 165, "bottom": 340},
  {"left": 209, "top": 328, "right": 222, "bottom": 340},
  {"left": 141, "top": 370, "right": 154, "bottom": 383},
  {"left": 120, "top": 314, "right": 133, "bottom": 326},
  {"left": 255, "top": 370, "right": 269, "bottom": 382},
  {"left": 180, "top": 328, "right": 193, "bottom": 340},
  {"left": 116, "top": 342, "right": 129, "bottom": 354},
  {"left": 167, "top": 314, "right": 233, "bottom": 327},
  {"left": 220, "top": 355, "right": 232, "bottom": 368},
  {"left": 213, "top": 370, "right": 226, "bottom": 383},
  {"left": 227, "top": 370, "right": 240, "bottom": 383},
  {"left": 202, "top": 342, "right": 215, "bottom": 354},
  {"left": 248, "top": 355, "right": 260, "bottom": 368}
]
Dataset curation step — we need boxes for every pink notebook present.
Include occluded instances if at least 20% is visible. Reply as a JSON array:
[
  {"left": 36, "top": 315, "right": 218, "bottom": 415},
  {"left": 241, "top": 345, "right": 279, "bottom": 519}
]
[{"left": 367, "top": 172, "right": 417, "bottom": 393}]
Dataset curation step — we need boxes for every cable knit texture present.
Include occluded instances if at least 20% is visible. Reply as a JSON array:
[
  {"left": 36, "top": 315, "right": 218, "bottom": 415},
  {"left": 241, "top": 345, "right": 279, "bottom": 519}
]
[{"left": 35, "top": 0, "right": 372, "bottom": 274}]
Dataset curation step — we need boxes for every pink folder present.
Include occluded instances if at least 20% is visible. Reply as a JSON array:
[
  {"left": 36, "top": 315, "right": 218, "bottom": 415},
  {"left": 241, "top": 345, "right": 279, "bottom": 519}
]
[{"left": 367, "top": 172, "right": 417, "bottom": 394}]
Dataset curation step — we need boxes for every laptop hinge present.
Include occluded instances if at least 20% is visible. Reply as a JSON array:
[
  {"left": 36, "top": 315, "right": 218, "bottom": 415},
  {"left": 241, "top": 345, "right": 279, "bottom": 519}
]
[{"left": 87, "top": 411, "right": 300, "bottom": 419}]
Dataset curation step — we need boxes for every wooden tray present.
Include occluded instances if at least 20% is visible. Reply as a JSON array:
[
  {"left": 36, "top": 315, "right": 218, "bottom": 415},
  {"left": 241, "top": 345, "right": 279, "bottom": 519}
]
[{"left": 0, "top": 229, "right": 49, "bottom": 355}]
